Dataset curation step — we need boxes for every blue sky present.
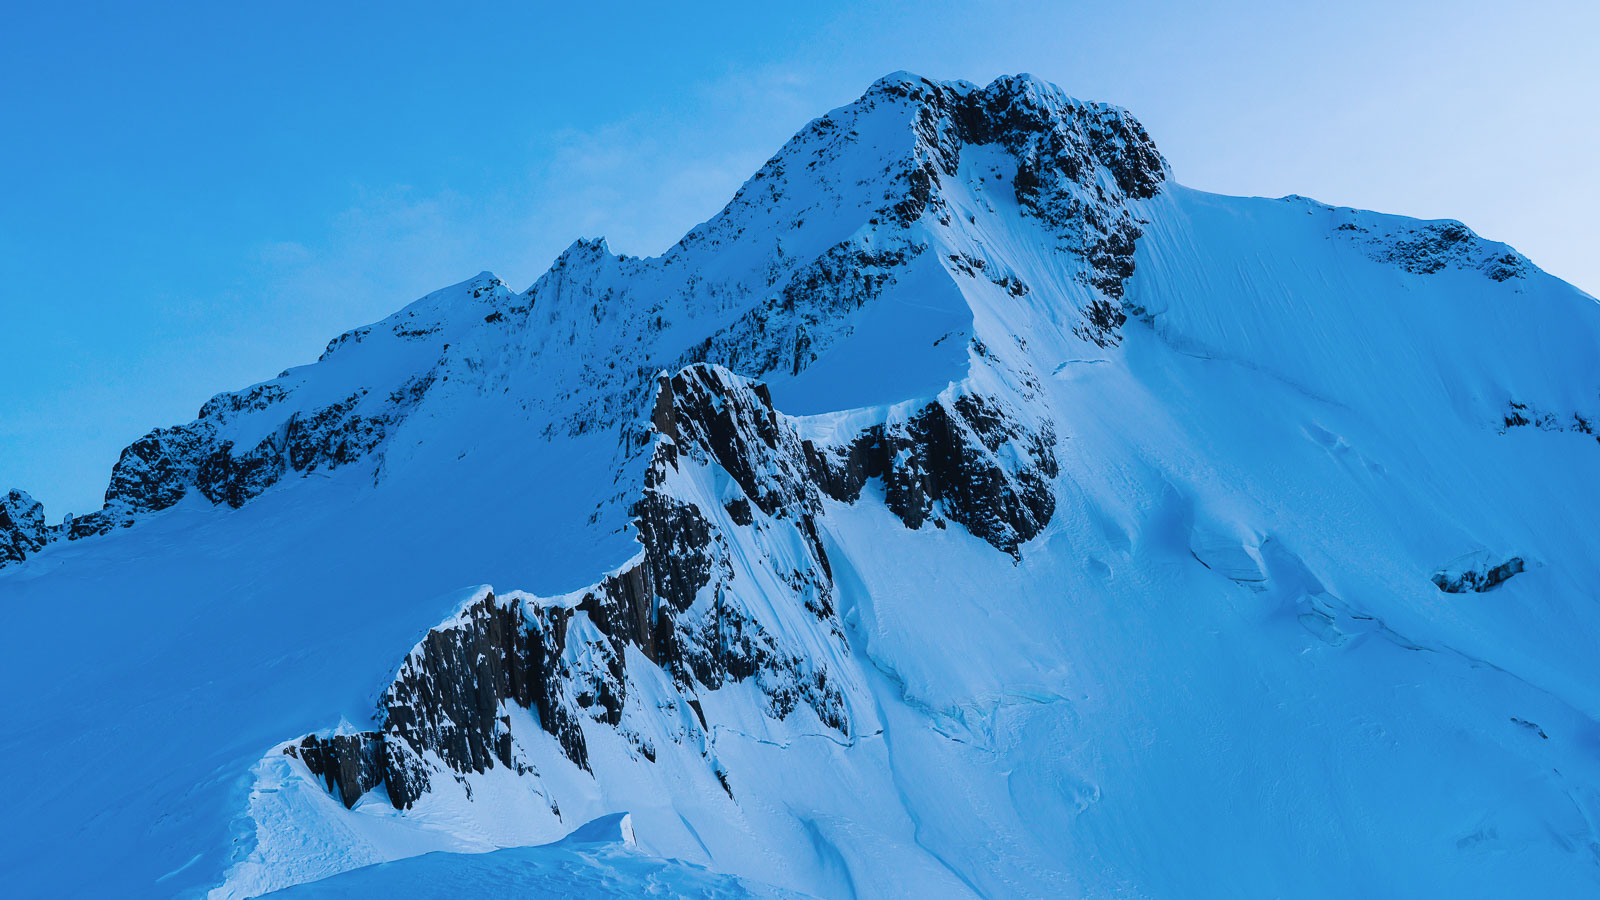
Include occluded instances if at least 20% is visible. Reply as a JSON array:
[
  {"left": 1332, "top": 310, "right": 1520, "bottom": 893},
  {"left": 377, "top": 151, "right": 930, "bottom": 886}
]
[{"left": 3, "top": 0, "right": 1596, "bottom": 515}]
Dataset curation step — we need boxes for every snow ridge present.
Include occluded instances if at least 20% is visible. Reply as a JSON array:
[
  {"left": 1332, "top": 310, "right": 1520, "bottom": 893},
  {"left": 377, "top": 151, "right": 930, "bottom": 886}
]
[{"left": 2, "top": 74, "right": 1163, "bottom": 569}]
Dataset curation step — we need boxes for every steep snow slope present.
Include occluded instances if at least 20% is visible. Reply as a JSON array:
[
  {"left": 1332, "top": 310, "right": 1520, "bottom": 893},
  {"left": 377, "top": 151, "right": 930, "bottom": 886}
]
[{"left": 3, "top": 72, "right": 1600, "bottom": 899}]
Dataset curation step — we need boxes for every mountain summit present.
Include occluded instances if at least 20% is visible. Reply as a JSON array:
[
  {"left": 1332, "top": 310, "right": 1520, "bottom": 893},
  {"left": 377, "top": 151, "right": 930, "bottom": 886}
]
[{"left": 5, "top": 73, "right": 1600, "bottom": 899}]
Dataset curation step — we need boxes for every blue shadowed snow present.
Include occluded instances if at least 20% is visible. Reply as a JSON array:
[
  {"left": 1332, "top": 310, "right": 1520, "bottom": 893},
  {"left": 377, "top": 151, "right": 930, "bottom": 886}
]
[
  {"left": 261, "top": 814, "right": 810, "bottom": 899},
  {"left": 4, "top": 73, "right": 1600, "bottom": 900}
]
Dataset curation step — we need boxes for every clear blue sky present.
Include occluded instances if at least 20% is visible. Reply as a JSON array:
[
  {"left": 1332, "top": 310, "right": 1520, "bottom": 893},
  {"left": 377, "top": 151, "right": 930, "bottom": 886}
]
[{"left": 3, "top": 1, "right": 1596, "bottom": 516}]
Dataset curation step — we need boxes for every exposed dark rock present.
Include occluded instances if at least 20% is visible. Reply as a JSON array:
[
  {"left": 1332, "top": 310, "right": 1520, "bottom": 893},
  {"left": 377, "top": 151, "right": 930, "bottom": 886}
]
[
  {"left": 319, "top": 326, "right": 374, "bottom": 362},
  {"left": 285, "top": 391, "right": 393, "bottom": 473},
  {"left": 806, "top": 391, "right": 1057, "bottom": 558},
  {"left": 0, "top": 490, "right": 46, "bottom": 565},
  {"left": 284, "top": 364, "right": 866, "bottom": 810},
  {"left": 655, "top": 367, "right": 817, "bottom": 520},
  {"left": 626, "top": 491, "right": 719, "bottom": 626},
  {"left": 1482, "top": 253, "right": 1527, "bottom": 282},
  {"left": 1, "top": 370, "right": 437, "bottom": 570},
  {"left": 867, "top": 73, "right": 1164, "bottom": 345},
  {"left": 386, "top": 594, "right": 583, "bottom": 782},
  {"left": 947, "top": 252, "right": 1031, "bottom": 298},
  {"left": 198, "top": 383, "right": 288, "bottom": 422},
  {"left": 102, "top": 424, "right": 215, "bottom": 517},
  {"left": 877, "top": 73, "right": 1166, "bottom": 204},
  {"left": 1354, "top": 221, "right": 1527, "bottom": 283},
  {"left": 724, "top": 498, "right": 753, "bottom": 526},
  {"left": 1379, "top": 222, "right": 1476, "bottom": 275},
  {"left": 1504, "top": 400, "right": 1532, "bottom": 429},
  {"left": 197, "top": 435, "right": 286, "bottom": 509},
  {"left": 1077, "top": 298, "right": 1128, "bottom": 348},
  {"left": 1432, "top": 555, "right": 1525, "bottom": 593},
  {"left": 288, "top": 590, "right": 578, "bottom": 811},
  {"left": 64, "top": 510, "right": 120, "bottom": 541},
  {"left": 286, "top": 361, "right": 1058, "bottom": 811},
  {"left": 1510, "top": 717, "right": 1549, "bottom": 740},
  {"left": 285, "top": 733, "right": 389, "bottom": 810},
  {"left": 1500, "top": 399, "right": 1600, "bottom": 446},
  {"left": 671, "top": 241, "right": 921, "bottom": 385}
]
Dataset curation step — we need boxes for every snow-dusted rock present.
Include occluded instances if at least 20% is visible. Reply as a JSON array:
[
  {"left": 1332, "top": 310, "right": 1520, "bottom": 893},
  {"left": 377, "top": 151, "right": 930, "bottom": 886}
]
[
  {"left": 1431, "top": 551, "right": 1527, "bottom": 593},
  {"left": 285, "top": 364, "right": 862, "bottom": 814},
  {"left": 0, "top": 489, "right": 46, "bottom": 564}
]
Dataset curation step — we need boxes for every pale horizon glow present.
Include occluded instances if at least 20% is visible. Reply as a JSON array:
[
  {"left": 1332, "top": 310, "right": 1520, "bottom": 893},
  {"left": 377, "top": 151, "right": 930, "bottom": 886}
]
[{"left": 3, "top": 0, "right": 1596, "bottom": 514}]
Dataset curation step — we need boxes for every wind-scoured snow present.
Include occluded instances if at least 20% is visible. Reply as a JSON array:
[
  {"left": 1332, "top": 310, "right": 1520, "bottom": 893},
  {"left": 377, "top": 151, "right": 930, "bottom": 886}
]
[{"left": 3, "top": 72, "right": 1600, "bottom": 899}]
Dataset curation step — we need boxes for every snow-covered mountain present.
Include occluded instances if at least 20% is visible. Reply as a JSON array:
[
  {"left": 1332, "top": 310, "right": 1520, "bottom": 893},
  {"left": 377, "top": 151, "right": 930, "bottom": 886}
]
[{"left": 5, "top": 72, "right": 1600, "bottom": 898}]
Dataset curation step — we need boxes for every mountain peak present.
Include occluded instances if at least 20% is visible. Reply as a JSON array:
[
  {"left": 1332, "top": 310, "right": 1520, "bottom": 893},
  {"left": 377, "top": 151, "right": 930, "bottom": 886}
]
[
  {"left": 851, "top": 70, "right": 1168, "bottom": 190},
  {"left": 0, "top": 74, "right": 1173, "bottom": 566},
  {"left": 8, "top": 70, "right": 1600, "bottom": 900}
]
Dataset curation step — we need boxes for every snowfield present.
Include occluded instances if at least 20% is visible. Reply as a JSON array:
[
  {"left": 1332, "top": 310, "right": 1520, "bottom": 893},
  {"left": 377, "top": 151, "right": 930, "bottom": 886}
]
[
  {"left": 3, "top": 72, "right": 1599, "bottom": 899},
  {"left": 257, "top": 814, "right": 811, "bottom": 899}
]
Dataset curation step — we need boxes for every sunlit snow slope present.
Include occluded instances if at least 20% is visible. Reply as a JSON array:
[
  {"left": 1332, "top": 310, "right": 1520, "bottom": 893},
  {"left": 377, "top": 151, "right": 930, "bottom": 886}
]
[{"left": 3, "top": 72, "right": 1599, "bottom": 899}]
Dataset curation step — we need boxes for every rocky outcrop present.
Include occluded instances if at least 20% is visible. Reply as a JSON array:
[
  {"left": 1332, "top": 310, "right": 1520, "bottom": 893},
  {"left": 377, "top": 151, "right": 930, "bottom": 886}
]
[
  {"left": 806, "top": 392, "right": 1058, "bottom": 558},
  {"left": 283, "top": 733, "right": 397, "bottom": 810},
  {"left": 283, "top": 362, "right": 1058, "bottom": 811},
  {"left": 870, "top": 73, "right": 1165, "bottom": 345},
  {"left": 1, "top": 270, "right": 506, "bottom": 571},
  {"left": 672, "top": 240, "right": 923, "bottom": 382},
  {"left": 1, "top": 375, "right": 437, "bottom": 567},
  {"left": 878, "top": 72, "right": 1165, "bottom": 217},
  {"left": 1341, "top": 220, "right": 1528, "bottom": 282},
  {"left": 1432, "top": 553, "right": 1526, "bottom": 593},
  {"left": 532, "top": 72, "right": 1171, "bottom": 446},
  {"left": 288, "top": 387, "right": 410, "bottom": 472},
  {"left": 197, "top": 434, "right": 286, "bottom": 509},
  {"left": 0, "top": 490, "right": 46, "bottom": 565},
  {"left": 1500, "top": 400, "right": 1600, "bottom": 447},
  {"left": 284, "top": 365, "right": 859, "bottom": 809},
  {"left": 651, "top": 367, "right": 824, "bottom": 552},
  {"left": 295, "top": 590, "right": 573, "bottom": 810},
  {"left": 103, "top": 423, "right": 216, "bottom": 516}
]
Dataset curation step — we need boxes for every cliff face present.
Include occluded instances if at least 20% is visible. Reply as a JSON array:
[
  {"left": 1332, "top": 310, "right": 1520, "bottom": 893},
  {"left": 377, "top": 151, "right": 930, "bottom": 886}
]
[
  {"left": 283, "top": 359, "right": 1059, "bottom": 816},
  {"left": 0, "top": 489, "right": 46, "bottom": 564}
]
